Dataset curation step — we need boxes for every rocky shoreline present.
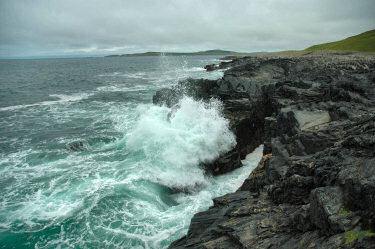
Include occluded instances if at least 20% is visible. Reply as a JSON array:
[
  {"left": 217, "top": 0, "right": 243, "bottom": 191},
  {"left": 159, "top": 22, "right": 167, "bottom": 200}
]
[{"left": 153, "top": 51, "right": 375, "bottom": 248}]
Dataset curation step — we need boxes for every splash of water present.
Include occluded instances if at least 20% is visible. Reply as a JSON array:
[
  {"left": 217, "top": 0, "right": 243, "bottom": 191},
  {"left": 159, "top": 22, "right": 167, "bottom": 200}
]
[{"left": 125, "top": 96, "right": 236, "bottom": 190}]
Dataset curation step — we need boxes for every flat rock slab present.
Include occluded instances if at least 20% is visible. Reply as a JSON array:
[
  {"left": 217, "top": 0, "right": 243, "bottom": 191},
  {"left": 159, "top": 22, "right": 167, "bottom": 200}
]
[{"left": 294, "top": 110, "right": 331, "bottom": 131}]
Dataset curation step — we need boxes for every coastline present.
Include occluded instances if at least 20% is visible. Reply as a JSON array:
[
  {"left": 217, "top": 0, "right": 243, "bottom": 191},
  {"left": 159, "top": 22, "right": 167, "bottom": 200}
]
[{"left": 153, "top": 51, "right": 375, "bottom": 248}]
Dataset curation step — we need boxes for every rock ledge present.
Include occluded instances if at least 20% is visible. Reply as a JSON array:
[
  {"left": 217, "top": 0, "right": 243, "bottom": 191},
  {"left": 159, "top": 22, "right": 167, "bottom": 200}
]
[{"left": 153, "top": 51, "right": 375, "bottom": 248}]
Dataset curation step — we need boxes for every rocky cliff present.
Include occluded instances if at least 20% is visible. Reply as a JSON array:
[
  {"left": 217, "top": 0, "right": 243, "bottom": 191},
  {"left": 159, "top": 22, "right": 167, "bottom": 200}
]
[{"left": 153, "top": 51, "right": 375, "bottom": 248}]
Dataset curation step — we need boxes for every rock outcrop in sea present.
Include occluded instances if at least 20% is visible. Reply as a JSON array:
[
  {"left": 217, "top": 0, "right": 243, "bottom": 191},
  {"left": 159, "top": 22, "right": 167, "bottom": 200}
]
[{"left": 153, "top": 51, "right": 375, "bottom": 248}]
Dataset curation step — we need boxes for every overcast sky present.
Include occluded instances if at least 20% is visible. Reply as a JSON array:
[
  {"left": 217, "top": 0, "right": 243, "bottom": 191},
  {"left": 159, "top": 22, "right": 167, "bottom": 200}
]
[{"left": 0, "top": 0, "right": 374, "bottom": 58}]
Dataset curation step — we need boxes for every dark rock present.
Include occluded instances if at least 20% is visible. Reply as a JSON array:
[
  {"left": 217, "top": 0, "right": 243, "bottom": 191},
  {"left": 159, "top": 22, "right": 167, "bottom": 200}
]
[
  {"left": 66, "top": 141, "right": 85, "bottom": 151},
  {"left": 291, "top": 204, "right": 313, "bottom": 232},
  {"left": 203, "top": 148, "right": 241, "bottom": 175},
  {"left": 344, "top": 178, "right": 375, "bottom": 222},
  {"left": 161, "top": 52, "right": 375, "bottom": 248},
  {"left": 269, "top": 174, "right": 314, "bottom": 204},
  {"left": 204, "top": 64, "right": 219, "bottom": 71},
  {"left": 152, "top": 87, "right": 181, "bottom": 107},
  {"left": 239, "top": 153, "right": 272, "bottom": 193},
  {"left": 152, "top": 78, "right": 218, "bottom": 108},
  {"left": 309, "top": 186, "right": 357, "bottom": 234}
]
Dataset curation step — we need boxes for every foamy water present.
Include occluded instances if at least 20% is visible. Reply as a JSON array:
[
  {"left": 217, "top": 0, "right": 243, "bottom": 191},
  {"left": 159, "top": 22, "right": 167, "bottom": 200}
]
[{"left": 0, "top": 55, "right": 260, "bottom": 248}]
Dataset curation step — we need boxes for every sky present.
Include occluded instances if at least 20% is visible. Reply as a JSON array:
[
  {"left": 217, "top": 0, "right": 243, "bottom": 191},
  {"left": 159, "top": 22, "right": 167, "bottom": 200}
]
[{"left": 0, "top": 0, "right": 374, "bottom": 58}]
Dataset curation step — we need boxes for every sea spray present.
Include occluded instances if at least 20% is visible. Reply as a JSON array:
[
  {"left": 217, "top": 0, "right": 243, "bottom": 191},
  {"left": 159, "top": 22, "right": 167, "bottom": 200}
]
[
  {"left": 125, "top": 96, "right": 236, "bottom": 190},
  {"left": 0, "top": 56, "right": 259, "bottom": 249}
]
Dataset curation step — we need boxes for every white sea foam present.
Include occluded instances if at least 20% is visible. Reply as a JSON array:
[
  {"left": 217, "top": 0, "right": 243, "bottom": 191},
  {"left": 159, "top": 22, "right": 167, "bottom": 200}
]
[
  {"left": 0, "top": 151, "right": 122, "bottom": 231},
  {"left": 96, "top": 85, "right": 148, "bottom": 93},
  {"left": 125, "top": 96, "right": 236, "bottom": 189},
  {"left": 0, "top": 94, "right": 263, "bottom": 248},
  {"left": 0, "top": 93, "right": 93, "bottom": 112},
  {"left": 97, "top": 72, "right": 147, "bottom": 79},
  {"left": 0, "top": 56, "right": 252, "bottom": 248},
  {"left": 182, "top": 66, "right": 205, "bottom": 72},
  {"left": 123, "top": 145, "right": 264, "bottom": 249}
]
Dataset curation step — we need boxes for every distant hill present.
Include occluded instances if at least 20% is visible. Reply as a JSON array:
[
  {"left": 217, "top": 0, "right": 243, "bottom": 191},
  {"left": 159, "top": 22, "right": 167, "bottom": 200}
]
[
  {"left": 105, "top": 49, "right": 254, "bottom": 57},
  {"left": 305, "top": 29, "right": 375, "bottom": 52}
]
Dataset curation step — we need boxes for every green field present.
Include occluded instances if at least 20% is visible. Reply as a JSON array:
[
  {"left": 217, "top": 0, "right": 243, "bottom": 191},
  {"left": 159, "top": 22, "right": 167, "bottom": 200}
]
[{"left": 305, "top": 29, "right": 375, "bottom": 52}]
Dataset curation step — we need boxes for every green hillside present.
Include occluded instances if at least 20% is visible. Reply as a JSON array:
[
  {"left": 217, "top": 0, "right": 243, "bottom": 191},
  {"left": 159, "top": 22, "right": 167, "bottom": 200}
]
[{"left": 305, "top": 29, "right": 375, "bottom": 52}]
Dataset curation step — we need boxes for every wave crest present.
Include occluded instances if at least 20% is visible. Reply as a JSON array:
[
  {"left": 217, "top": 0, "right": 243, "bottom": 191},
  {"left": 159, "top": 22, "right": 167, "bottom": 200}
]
[{"left": 125, "top": 96, "right": 236, "bottom": 189}]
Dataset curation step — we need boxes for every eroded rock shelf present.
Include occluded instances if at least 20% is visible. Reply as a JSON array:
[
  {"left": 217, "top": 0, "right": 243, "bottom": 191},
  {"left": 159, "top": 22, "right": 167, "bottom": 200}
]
[{"left": 153, "top": 51, "right": 375, "bottom": 248}]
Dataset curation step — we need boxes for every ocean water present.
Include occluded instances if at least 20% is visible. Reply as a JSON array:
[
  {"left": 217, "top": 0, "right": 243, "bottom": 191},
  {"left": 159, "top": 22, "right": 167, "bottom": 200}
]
[{"left": 0, "top": 56, "right": 262, "bottom": 248}]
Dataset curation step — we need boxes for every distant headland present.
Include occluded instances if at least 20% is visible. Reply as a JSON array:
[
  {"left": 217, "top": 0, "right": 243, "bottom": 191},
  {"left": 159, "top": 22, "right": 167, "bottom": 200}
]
[{"left": 104, "top": 49, "right": 265, "bottom": 57}]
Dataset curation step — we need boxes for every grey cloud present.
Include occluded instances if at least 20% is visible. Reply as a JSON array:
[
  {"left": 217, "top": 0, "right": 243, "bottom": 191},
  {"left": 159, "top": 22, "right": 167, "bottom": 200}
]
[{"left": 0, "top": 0, "right": 374, "bottom": 58}]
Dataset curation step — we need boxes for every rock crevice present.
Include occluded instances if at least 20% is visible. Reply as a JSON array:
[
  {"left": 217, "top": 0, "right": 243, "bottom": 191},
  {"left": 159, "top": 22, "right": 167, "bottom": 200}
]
[{"left": 153, "top": 52, "right": 375, "bottom": 248}]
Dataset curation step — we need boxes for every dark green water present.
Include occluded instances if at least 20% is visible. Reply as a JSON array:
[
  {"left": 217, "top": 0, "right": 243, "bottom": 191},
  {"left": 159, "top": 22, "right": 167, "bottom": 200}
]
[{"left": 0, "top": 56, "right": 262, "bottom": 248}]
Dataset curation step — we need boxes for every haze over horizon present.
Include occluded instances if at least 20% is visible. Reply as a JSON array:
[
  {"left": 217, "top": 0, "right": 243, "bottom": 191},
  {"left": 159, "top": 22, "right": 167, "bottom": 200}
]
[{"left": 0, "top": 0, "right": 374, "bottom": 59}]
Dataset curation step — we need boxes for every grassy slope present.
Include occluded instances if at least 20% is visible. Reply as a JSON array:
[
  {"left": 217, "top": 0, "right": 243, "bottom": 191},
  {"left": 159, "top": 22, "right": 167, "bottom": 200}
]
[{"left": 305, "top": 29, "right": 375, "bottom": 52}]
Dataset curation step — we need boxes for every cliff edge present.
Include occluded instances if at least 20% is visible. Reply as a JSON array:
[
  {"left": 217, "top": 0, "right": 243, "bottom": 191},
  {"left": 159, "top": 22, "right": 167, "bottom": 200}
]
[{"left": 154, "top": 51, "right": 375, "bottom": 248}]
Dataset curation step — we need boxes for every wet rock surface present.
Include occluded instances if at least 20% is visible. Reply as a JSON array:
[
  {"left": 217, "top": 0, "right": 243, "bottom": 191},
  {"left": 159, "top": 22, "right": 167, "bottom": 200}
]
[
  {"left": 153, "top": 76, "right": 274, "bottom": 175},
  {"left": 153, "top": 51, "right": 375, "bottom": 248}
]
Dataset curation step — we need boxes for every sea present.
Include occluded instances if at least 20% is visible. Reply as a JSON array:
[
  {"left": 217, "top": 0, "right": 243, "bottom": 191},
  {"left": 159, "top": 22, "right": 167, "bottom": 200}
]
[{"left": 0, "top": 55, "right": 262, "bottom": 248}]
